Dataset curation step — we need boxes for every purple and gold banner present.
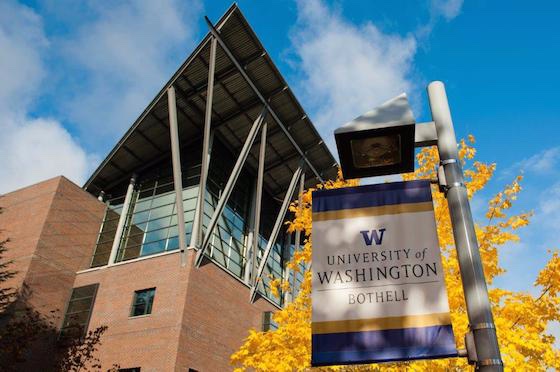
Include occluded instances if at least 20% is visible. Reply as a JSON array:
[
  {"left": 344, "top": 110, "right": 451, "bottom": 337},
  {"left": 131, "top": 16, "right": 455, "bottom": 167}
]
[{"left": 311, "top": 180, "right": 456, "bottom": 366}]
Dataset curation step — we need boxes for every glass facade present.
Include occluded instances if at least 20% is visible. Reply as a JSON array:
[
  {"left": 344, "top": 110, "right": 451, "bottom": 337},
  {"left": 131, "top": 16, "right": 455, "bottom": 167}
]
[{"left": 90, "top": 139, "right": 294, "bottom": 306}]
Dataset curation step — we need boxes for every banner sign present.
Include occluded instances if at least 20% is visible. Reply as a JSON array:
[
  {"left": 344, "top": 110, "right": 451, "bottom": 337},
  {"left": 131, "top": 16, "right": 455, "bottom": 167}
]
[{"left": 311, "top": 180, "right": 456, "bottom": 366}]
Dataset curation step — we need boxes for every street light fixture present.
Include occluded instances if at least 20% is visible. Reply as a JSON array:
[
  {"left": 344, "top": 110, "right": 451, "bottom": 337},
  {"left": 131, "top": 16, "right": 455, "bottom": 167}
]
[
  {"left": 333, "top": 82, "right": 503, "bottom": 371},
  {"left": 334, "top": 93, "right": 416, "bottom": 179}
]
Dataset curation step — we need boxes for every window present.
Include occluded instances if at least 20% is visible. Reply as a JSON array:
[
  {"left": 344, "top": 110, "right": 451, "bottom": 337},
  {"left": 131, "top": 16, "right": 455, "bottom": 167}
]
[
  {"left": 262, "top": 311, "right": 278, "bottom": 332},
  {"left": 130, "top": 288, "right": 156, "bottom": 317},
  {"left": 91, "top": 198, "right": 125, "bottom": 267},
  {"left": 60, "top": 284, "right": 99, "bottom": 339},
  {"left": 119, "top": 368, "right": 140, "bottom": 372}
]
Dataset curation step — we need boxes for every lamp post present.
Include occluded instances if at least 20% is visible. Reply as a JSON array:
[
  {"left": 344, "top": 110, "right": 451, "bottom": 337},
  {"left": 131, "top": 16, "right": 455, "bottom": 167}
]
[{"left": 334, "top": 81, "right": 503, "bottom": 371}]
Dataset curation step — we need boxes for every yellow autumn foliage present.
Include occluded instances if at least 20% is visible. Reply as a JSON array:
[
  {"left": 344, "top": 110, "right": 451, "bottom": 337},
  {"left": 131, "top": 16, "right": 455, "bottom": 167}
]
[{"left": 231, "top": 137, "right": 560, "bottom": 371}]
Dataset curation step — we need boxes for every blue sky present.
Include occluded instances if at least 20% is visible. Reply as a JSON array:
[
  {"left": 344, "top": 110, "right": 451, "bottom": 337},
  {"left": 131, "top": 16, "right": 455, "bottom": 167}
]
[{"left": 1, "top": 0, "right": 558, "bottom": 320}]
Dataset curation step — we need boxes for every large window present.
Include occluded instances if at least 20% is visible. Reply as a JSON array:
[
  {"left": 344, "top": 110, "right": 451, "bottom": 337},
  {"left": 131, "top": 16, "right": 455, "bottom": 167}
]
[
  {"left": 117, "top": 179, "right": 198, "bottom": 262},
  {"left": 199, "top": 143, "right": 252, "bottom": 279},
  {"left": 130, "top": 288, "right": 156, "bottom": 317},
  {"left": 88, "top": 139, "right": 297, "bottom": 306},
  {"left": 60, "top": 284, "right": 98, "bottom": 339}
]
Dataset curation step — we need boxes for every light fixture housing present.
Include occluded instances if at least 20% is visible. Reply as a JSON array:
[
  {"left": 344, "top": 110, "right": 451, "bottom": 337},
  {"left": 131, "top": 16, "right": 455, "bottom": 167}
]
[{"left": 334, "top": 93, "right": 416, "bottom": 179}]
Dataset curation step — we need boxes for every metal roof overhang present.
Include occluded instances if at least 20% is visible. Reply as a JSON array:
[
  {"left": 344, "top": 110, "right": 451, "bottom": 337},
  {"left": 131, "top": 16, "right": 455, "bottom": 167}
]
[{"left": 84, "top": 4, "right": 338, "bottom": 200}]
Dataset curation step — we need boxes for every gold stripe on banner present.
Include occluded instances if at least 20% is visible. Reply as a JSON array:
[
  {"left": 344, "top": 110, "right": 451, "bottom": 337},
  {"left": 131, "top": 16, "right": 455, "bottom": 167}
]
[
  {"left": 312, "top": 202, "right": 433, "bottom": 222},
  {"left": 312, "top": 312, "right": 452, "bottom": 334}
]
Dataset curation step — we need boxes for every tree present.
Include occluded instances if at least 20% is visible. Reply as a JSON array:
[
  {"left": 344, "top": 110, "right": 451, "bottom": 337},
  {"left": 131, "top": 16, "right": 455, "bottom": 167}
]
[
  {"left": 0, "top": 208, "right": 116, "bottom": 371},
  {"left": 231, "top": 137, "right": 560, "bottom": 371}
]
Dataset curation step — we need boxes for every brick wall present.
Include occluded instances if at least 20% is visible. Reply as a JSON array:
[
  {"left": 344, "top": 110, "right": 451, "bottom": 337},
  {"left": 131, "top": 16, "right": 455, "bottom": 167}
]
[
  {"left": 0, "top": 176, "right": 105, "bottom": 320},
  {"left": 0, "top": 177, "right": 60, "bottom": 295},
  {"left": 74, "top": 252, "right": 192, "bottom": 371},
  {"left": 177, "top": 252, "right": 277, "bottom": 371}
]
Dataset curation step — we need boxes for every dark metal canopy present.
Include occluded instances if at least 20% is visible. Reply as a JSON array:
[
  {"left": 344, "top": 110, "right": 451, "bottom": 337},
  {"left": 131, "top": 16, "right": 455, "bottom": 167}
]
[{"left": 84, "top": 4, "right": 338, "bottom": 198}]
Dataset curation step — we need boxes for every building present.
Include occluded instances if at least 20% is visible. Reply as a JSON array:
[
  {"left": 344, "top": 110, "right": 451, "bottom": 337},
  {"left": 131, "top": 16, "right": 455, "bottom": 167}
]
[{"left": 0, "top": 4, "right": 337, "bottom": 371}]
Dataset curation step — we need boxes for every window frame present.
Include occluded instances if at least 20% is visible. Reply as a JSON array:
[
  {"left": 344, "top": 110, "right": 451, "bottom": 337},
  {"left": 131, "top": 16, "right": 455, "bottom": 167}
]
[{"left": 129, "top": 287, "right": 156, "bottom": 317}]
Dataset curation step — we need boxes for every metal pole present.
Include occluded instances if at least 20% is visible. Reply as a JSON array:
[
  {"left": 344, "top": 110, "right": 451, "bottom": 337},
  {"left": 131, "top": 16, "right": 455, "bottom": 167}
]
[
  {"left": 250, "top": 164, "right": 303, "bottom": 302},
  {"left": 108, "top": 175, "right": 136, "bottom": 265},
  {"left": 195, "top": 107, "right": 267, "bottom": 267},
  {"left": 427, "top": 81, "right": 503, "bottom": 371},
  {"left": 168, "top": 86, "right": 188, "bottom": 267},
  {"left": 191, "top": 37, "right": 217, "bottom": 250}
]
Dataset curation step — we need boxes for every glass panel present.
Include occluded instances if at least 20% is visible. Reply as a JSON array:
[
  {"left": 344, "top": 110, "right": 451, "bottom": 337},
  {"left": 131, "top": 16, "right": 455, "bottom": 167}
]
[
  {"left": 149, "top": 204, "right": 174, "bottom": 220},
  {"left": 91, "top": 207, "right": 122, "bottom": 268},
  {"left": 146, "top": 216, "right": 171, "bottom": 231},
  {"left": 60, "top": 284, "right": 98, "bottom": 338},
  {"left": 144, "top": 228, "right": 169, "bottom": 244},
  {"left": 141, "top": 240, "right": 167, "bottom": 256},
  {"left": 131, "top": 288, "right": 156, "bottom": 317},
  {"left": 122, "top": 245, "right": 141, "bottom": 261},
  {"left": 151, "top": 193, "right": 175, "bottom": 208}
]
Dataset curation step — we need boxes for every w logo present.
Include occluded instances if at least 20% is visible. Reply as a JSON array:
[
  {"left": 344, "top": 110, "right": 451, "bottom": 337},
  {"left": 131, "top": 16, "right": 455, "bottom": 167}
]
[{"left": 359, "top": 228, "right": 386, "bottom": 246}]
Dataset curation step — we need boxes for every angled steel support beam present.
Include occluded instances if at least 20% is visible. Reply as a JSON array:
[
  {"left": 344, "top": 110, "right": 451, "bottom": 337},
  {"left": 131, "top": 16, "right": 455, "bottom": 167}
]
[
  {"left": 250, "top": 163, "right": 304, "bottom": 303},
  {"left": 250, "top": 121, "right": 268, "bottom": 284},
  {"left": 168, "top": 86, "right": 188, "bottom": 266},
  {"left": 204, "top": 16, "right": 324, "bottom": 182},
  {"left": 290, "top": 170, "right": 306, "bottom": 300},
  {"left": 108, "top": 175, "right": 136, "bottom": 265},
  {"left": 195, "top": 107, "right": 268, "bottom": 267},
  {"left": 190, "top": 36, "right": 217, "bottom": 250}
]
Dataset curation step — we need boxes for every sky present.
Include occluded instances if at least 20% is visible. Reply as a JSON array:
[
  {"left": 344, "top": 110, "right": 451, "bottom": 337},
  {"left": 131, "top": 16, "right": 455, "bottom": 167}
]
[{"left": 1, "top": 0, "right": 559, "bottom": 326}]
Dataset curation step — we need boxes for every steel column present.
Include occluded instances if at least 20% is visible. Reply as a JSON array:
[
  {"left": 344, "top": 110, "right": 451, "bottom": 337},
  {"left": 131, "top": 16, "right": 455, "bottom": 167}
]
[
  {"left": 108, "top": 175, "right": 136, "bottom": 265},
  {"left": 195, "top": 107, "right": 268, "bottom": 267},
  {"left": 168, "top": 86, "right": 188, "bottom": 266},
  {"left": 428, "top": 81, "right": 503, "bottom": 371},
  {"left": 190, "top": 37, "right": 217, "bottom": 250},
  {"left": 250, "top": 164, "right": 303, "bottom": 302},
  {"left": 204, "top": 16, "right": 324, "bottom": 182}
]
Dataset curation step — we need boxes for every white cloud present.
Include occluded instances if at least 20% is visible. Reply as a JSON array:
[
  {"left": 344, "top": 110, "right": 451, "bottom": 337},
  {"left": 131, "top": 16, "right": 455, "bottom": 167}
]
[
  {"left": 0, "top": 1, "right": 45, "bottom": 114},
  {"left": 59, "top": 0, "right": 203, "bottom": 145},
  {"left": 417, "top": 0, "right": 464, "bottom": 40},
  {"left": 430, "top": 0, "right": 464, "bottom": 21},
  {"left": 0, "top": 1, "right": 94, "bottom": 194},
  {"left": 518, "top": 147, "right": 560, "bottom": 174},
  {"left": 500, "top": 146, "right": 560, "bottom": 180},
  {"left": 289, "top": 0, "right": 417, "bottom": 151},
  {"left": 0, "top": 116, "right": 98, "bottom": 193},
  {"left": 538, "top": 181, "right": 560, "bottom": 226}
]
